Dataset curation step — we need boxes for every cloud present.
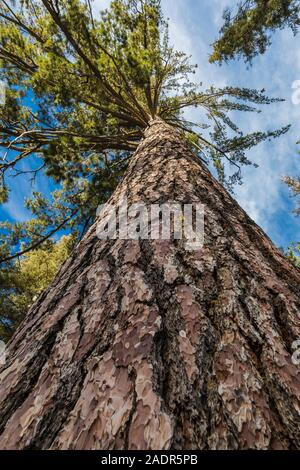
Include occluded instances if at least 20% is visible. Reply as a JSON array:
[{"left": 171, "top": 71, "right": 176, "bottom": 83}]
[
  {"left": 1, "top": 160, "right": 52, "bottom": 223},
  {"left": 2, "top": 199, "right": 30, "bottom": 223},
  {"left": 160, "top": 0, "right": 300, "bottom": 248},
  {"left": 91, "top": 0, "right": 111, "bottom": 17}
]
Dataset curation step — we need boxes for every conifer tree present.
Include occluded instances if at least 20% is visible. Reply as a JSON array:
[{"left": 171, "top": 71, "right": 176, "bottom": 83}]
[
  {"left": 210, "top": 0, "right": 300, "bottom": 64},
  {"left": 0, "top": 0, "right": 289, "bottom": 265},
  {"left": 0, "top": 0, "right": 299, "bottom": 450},
  {"left": 0, "top": 235, "right": 73, "bottom": 341}
]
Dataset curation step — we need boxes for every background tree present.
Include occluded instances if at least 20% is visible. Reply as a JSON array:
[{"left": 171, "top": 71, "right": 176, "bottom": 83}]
[
  {"left": 0, "top": 235, "right": 73, "bottom": 341},
  {"left": 284, "top": 174, "right": 300, "bottom": 213},
  {"left": 284, "top": 175, "right": 300, "bottom": 264},
  {"left": 287, "top": 241, "right": 300, "bottom": 266}
]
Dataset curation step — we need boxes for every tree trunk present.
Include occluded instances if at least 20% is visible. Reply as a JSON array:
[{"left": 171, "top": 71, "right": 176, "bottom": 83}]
[{"left": 0, "top": 119, "right": 300, "bottom": 450}]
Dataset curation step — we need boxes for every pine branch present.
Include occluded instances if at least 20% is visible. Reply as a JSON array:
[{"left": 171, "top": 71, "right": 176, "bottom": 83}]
[{"left": 0, "top": 209, "right": 78, "bottom": 265}]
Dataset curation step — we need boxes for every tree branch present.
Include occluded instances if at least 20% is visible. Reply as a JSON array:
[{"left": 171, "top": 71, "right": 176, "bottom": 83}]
[{"left": 0, "top": 209, "right": 78, "bottom": 265}]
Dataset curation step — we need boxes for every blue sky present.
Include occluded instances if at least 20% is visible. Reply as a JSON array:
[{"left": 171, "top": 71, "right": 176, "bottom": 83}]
[
  {"left": 1, "top": 0, "right": 300, "bottom": 250},
  {"left": 160, "top": 0, "right": 300, "bottom": 249}
]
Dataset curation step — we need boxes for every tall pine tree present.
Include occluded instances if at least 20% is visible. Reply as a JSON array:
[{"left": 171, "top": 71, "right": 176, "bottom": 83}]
[
  {"left": 0, "top": 0, "right": 299, "bottom": 449},
  {"left": 0, "top": 0, "right": 289, "bottom": 335}
]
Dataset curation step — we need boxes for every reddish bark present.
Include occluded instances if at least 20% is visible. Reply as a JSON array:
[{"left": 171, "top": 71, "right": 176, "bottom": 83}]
[{"left": 0, "top": 119, "right": 300, "bottom": 449}]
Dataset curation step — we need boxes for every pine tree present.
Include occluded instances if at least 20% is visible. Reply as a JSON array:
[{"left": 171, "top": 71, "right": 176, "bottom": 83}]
[
  {"left": 287, "top": 242, "right": 300, "bottom": 266},
  {"left": 0, "top": 0, "right": 299, "bottom": 450},
  {"left": 0, "top": 0, "right": 289, "bottom": 265},
  {"left": 210, "top": 0, "right": 300, "bottom": 64},
  {"left": 284, "top": 175, "right": 300, "bottom": 217},
  {"left": 0, "top": 0, "right": 289, "bottom": 336}
]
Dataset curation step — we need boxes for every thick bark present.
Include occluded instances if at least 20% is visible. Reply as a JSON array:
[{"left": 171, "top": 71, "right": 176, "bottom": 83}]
[{"left": 0, "top": 119, "right": 300, "bottom": 450}]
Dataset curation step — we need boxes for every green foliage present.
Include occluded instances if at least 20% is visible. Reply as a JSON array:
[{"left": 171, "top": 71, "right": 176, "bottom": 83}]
[
  {"left": 0, "top": 0, "right": 289, "bottom": 198},
  {"left": 284, "top": 175, "right": 300, "bottom": 215},
  {"left": 0, "top": 0, "right": 291, "bottom": 332},
  {"left": 287, "top": 242, "right": 300, "bottom": 267},
  {"left": 0, "top": 184, "right": 8, "bottom": 204},
  {"left": 0, "top": 235, "right": 73, "bottom": 342},
  {"left": 210, "top": 0, "right": 300, "bottom": 63}
]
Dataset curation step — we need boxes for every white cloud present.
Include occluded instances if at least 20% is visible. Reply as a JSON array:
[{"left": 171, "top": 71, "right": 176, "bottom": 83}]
[
  {"left": 3, "top": 199, "right": 30, "bottom": 222},
  {"left": 91, "top": 0, "right": 111, "bottom": 17}
]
